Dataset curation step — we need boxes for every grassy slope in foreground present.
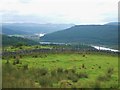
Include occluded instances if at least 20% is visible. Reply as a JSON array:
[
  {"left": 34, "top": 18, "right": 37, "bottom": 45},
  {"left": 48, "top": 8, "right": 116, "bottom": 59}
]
[{"left": 2, "top": 52, "right": 118, "bottom": 88}]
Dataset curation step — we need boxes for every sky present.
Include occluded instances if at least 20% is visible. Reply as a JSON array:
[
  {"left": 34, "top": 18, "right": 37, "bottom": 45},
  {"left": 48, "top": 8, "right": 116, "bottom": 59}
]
[{"left": 0, "top": 0, "right": 119, "bottom": 24}]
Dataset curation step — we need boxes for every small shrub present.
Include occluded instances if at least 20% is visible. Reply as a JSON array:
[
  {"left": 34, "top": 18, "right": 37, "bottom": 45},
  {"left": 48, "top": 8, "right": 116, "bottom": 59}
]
[
  {"left": 93, "top": 81, "right": 101, "bottom": 89},
  {"left": 97, "top": 75, "right": 109, "bottom": 81},
  {"left": 76, "top": 72, "right": 88, "bottom": 78},
  {"left": 13, "top": 61, "right": 16, "bottom": 65},
  {"left": 35, "top": 46, "right": 39, "bottom": 49},
  {"left": 67, "top": 73, "right": 78, "bottom": 82},
  {"left": 33, "top": 55, "right": 38, "bottom": 58},
  {"left": 6, "top": 59, "right": 9, "bottom": 64},
  {"left": 64, "top": 69, "right": 69, "bottom": 74},
  {"left": 19, "top": 62, "right": 22, "bottom": 64},
  {"left": 44, "top": 55, "right": 47, "bottom": 57},
  {"left": 16, "top": 59, "right": 19, "bottom": 64},
  {"left": 107, "top": 67, "right": 114, "bottom": 75},
  {"left": 19, "top": 55, "right": 22, "bottom": 58},
  {"left": 97, "top": 67, "right": 114, "bottom": 82},
  {"left": 23, "top": 64, "right": 28, "bottom": 70},
  {"left": 39, "top": 76, "right": 52, "bottom": 87},
  {"left": 59, "top": 80, "right": 74, "bottom": 88},
  {"left": 56, "top": 60, "right": 59, "bottom": 62},
  {"left": 69, "top": 68, "right": 76, "bottom": 73},
  {"left": 98, "top": 66, "right": 101, "bottom": 69},
  {"left": 38, "top": 68, "right": 48, "bottom": 76},
  {"left": 19, "top": 47, "right": 22, "bottom": 49},
  {"left": 57, "top": 68, "right": 63, "bottom": 73},
  {"left": 2, "top": 57, "right": 4, "bottom": 59},
  {"left": 13, "top": 56, "right": 20, "bottom": 65},
  {"left": 82, "top": 64, "right": 85, "bottom": 68},
  {"left": 11, "top": 47, "right": 14, "bottom": 49},
  {"left": 13, "top": 56, "right": 16, "bottom": 59},
  {"left": 106, "top": 67, "right": 114, "bottom": 78},
  {"left": 65, "top": 68, "right": 76, "bottom": 74},
  {"left": 83, "top": 54, "right": 85, "bottom": 57},
  {"left": 51, "top": 69, "right": 57, "bottom": 76},
  {"left": 52, "top": 60, "right": 56, "bottom": 63}
]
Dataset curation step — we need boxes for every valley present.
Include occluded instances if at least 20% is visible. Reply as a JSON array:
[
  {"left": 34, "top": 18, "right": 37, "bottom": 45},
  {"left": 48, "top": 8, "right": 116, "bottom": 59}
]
[{"left": 1, "top": 22, "right": 119, "bottom": 88}]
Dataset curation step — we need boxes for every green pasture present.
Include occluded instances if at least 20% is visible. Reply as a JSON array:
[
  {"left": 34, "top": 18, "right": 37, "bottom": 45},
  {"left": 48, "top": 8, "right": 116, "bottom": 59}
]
[{"left": 2, "top": 52, "right": 118, "bottom": 88}]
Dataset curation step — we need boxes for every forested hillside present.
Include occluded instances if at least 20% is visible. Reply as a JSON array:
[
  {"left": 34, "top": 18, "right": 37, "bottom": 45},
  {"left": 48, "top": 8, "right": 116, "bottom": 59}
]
[
  {"left": 2, "top": 34, "right": 39, "bottom": 46},
  {"left": 41, "top": 25, "right": 118, "bottom": 46}
]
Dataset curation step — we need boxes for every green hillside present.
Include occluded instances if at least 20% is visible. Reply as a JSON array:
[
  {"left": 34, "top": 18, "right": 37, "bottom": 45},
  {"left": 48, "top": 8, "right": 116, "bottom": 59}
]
[
  {"left": 2, "top": 34, "right": 39, "bottom": 46},
  {"left": 41, "top": 25, "right": 118, "bottom": 46}
]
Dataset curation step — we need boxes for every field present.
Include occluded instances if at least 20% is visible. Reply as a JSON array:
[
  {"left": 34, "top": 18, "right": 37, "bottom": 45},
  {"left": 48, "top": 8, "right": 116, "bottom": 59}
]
[{"left": 2, "top": 46, "right": 119, "bottom": 88}]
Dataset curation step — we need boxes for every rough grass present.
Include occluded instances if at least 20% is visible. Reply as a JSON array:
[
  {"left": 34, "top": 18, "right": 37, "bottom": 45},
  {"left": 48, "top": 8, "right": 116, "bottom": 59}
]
[
  {"left": 3, "top": 45, "right": 53, "bottom": 52},
  {"left": 2, "top": 52, "right": 118, "bottom": 88}
]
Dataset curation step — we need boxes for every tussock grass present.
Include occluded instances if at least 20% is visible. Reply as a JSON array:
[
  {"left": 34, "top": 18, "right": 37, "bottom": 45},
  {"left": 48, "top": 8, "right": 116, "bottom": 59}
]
[
  {"left": 2, "top": 64, "right": 37, "bottom": 88},
  {"left": 2, "top": 52, "right": 118, "bottom": 88},
  {"left": 97, "top": 67, "right": 114, "bottom": 82}
]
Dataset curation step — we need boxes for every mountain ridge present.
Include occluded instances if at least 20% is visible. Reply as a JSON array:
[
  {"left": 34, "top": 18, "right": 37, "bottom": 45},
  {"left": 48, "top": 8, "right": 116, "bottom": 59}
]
[
  {"left": 2, "top": 23, "right": 74, "bottom": 35},
  {"left": 40, "top": 24, "right": 118, "bottom": 46}
]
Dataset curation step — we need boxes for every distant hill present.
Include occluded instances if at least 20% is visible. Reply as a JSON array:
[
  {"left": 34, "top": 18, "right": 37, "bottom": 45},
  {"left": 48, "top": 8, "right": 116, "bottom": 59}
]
[
  {"left": 2, "top": 27, "right": 29, "bottom": 35},
  {"left": 41, "top": 25, "right": 118, "bottom": 46},
  {"left": 105, "top": 22, "right": 120, "bottom": 25},
  {"left": 2, "top": 34, "right": 39, "bottom": 46},
  {"left": 2, "top": 23, "right": 74, "bottom": 35}
]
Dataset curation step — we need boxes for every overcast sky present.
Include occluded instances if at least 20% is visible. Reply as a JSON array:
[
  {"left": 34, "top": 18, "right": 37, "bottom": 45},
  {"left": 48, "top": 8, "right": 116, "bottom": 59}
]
[{"left": 0, "top": 0, "right": 119, "bottom": 24}]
